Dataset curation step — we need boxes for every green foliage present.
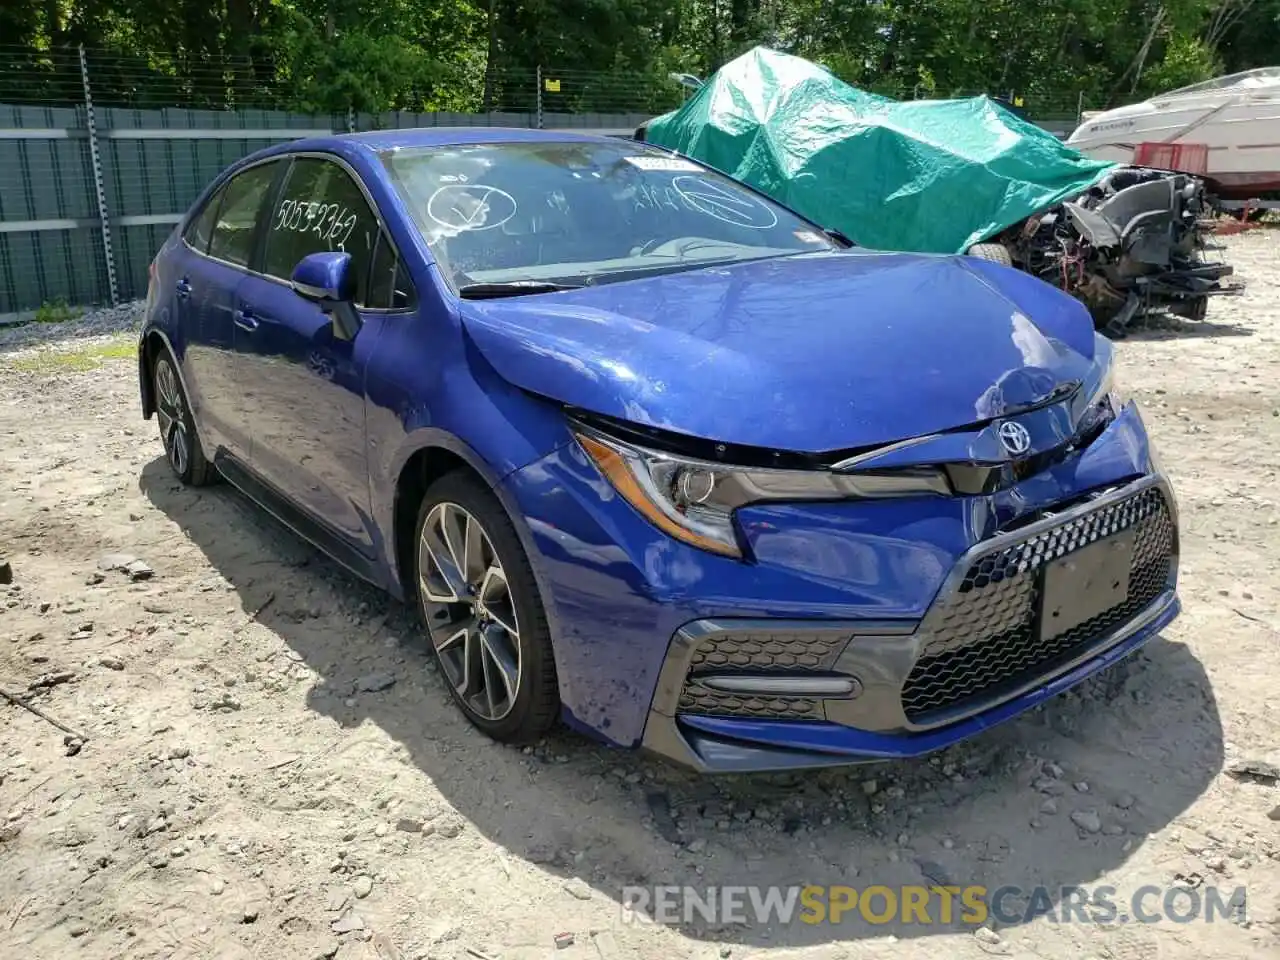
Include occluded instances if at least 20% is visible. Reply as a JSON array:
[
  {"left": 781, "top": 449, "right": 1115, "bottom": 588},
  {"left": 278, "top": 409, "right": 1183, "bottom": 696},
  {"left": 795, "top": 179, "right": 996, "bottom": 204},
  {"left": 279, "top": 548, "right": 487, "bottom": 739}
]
[
  {"left": 1141, "top": 34, "right": 1223, "bottom": 94},
  {"left": 33, "top": 299, "right": 80, "bottom": 325},
  {"left": 273, "top": 20, "right": 474, "bottom": 113},
  {"left": 1, "top": 0, "right": 1277, "bottom": 116}
]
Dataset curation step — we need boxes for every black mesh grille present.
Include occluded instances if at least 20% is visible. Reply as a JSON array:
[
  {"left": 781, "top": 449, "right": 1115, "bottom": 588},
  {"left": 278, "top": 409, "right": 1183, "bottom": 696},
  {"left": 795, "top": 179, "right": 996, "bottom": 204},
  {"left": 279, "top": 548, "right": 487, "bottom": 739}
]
[
  {"left": 688, "top": 633, "right": 848, "bottom": 673},
  {"left": 677, "top": 631, "right": 849, "bottom": 720},
  {"left": 901, "top": 487, "right": 1175, "bottom": 724},
  {"left": 677, "top": 687, "right": 825, "bottom": 720}
]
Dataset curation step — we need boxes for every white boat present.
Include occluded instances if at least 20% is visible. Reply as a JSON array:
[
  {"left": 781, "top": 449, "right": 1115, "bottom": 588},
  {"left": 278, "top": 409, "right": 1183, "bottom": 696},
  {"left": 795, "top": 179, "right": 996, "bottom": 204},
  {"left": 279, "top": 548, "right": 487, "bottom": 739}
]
[{"left": 1066, "top": 68, "right": 1280, "bottom": 200}]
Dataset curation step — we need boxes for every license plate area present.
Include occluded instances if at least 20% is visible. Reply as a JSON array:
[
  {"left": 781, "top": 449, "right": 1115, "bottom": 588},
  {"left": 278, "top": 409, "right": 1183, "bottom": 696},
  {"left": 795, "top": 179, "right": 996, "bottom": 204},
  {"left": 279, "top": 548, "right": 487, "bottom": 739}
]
[{"left": 1038, "top": 529, "right": 1135, "bottom": 642}]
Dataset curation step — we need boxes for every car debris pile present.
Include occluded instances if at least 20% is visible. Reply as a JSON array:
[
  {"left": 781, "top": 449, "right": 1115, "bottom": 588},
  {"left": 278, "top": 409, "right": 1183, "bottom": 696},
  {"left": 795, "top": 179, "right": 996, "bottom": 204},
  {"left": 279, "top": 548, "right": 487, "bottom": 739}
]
[
  {"left": 971, "top": 165, "right": 1237, "bottom": 335},
  {"left": 637, "top": 46, "right": 1239, "bottom": 334}
]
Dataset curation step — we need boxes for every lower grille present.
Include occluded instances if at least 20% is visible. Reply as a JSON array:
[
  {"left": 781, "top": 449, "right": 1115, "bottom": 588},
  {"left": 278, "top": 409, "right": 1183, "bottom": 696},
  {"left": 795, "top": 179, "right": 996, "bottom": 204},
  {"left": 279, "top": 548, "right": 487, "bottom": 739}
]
[
  {"left": 687, "top": 633, "right": 848, "bottom": 672},
  {"left": 677, "top": 630, "right": 849, "bottom": 720},
  {"left": 677, "top": 687, "right": 825, "bottom": 720},
  {"left": 901, "top": 486, "right": 1175, "bottom": 724}
]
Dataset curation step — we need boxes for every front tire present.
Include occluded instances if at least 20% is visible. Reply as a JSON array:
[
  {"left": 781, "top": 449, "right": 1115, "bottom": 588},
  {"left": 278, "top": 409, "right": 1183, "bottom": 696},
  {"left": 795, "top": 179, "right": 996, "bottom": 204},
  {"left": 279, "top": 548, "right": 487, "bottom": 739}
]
[
  {"left": 413, "top": 471, "right": 559, "bottom": 742},
  {"left": 152, "top": 348, "right": 217, "bottom": 486}
]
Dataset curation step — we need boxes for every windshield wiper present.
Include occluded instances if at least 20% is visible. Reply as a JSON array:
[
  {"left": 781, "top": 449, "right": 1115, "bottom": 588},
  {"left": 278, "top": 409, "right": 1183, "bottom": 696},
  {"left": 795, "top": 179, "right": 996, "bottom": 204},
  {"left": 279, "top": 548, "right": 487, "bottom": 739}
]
[
  {"left": 823, "top": 227, "right": 856, "bottom": 248},
  {"left": 458, "top": 280, "right": 583, "bottom": 299}
]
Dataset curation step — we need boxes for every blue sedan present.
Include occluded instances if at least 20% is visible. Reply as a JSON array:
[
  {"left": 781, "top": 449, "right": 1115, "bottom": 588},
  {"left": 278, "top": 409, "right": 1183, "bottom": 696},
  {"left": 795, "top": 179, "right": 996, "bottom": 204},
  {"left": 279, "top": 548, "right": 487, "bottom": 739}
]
[{"left": 137, "top": 128, "right": 1180, "bottom": 772}]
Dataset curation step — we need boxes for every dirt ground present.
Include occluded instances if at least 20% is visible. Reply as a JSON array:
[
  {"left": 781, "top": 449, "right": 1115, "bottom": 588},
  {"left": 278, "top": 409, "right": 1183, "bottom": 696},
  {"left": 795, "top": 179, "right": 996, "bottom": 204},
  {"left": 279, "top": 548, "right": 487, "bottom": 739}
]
[{"left": 1, "top": 232, "right": 1278, "bottom": 960}]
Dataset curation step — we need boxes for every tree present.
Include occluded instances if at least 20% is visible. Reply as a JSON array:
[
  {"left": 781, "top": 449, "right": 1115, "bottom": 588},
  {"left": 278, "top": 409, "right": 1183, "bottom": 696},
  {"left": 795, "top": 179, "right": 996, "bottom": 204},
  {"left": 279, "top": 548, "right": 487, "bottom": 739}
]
[{"left": 2, "top": 0, "right": 1277, "bottom": 115}]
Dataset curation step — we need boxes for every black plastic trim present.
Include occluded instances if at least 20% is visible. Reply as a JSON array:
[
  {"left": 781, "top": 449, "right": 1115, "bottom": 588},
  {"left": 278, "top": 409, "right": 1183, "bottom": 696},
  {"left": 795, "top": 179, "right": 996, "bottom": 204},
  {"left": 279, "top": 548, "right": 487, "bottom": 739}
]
[{"left": 213, "top": 453, "right": 386, "bottom": 590}]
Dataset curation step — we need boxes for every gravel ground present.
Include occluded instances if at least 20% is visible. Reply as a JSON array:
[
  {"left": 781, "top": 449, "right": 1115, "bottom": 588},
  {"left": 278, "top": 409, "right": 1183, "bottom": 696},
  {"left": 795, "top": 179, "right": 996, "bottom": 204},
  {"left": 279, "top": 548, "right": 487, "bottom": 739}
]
[
  {"left": 1, "top": 233, "right": 1278, "bottom": 960},
  {"left": 0, "top": 301, "right": 144, "bottom": 352}
]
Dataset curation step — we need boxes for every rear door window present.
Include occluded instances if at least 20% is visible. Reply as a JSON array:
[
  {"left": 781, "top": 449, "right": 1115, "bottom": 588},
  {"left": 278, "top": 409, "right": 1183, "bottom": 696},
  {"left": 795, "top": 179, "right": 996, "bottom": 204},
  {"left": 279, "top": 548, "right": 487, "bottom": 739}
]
[
  {"left": 262, "top": 157, "right": 380, "bottom": 305},
  {"left": 208, "top": 161, "right": 281, "bottom": 267}
]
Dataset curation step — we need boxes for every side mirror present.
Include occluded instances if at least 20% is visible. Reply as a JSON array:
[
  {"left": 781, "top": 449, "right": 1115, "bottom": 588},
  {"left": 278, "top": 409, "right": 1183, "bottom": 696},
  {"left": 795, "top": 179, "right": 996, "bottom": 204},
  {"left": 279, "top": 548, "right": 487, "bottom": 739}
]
[{"left": 291, "top": 251, "right": 360, "bottom": 340}]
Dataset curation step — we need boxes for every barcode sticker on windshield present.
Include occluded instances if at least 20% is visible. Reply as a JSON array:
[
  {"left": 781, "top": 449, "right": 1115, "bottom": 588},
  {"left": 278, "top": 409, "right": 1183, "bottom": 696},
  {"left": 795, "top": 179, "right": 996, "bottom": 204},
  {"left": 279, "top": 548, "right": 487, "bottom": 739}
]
[{"left": 624, "top": 156, "right": 703, "bottom": 172}]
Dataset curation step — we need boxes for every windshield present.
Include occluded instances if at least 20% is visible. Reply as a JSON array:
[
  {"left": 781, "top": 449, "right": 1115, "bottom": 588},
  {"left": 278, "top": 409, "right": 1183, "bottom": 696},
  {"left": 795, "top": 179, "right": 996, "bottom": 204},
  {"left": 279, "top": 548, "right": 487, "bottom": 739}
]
[
  {"left": 1163, "top": 67, "right": 1280, "bottom": 97},
  {"left": 379, "top": 139, "right": 838, "bottom": 292}
]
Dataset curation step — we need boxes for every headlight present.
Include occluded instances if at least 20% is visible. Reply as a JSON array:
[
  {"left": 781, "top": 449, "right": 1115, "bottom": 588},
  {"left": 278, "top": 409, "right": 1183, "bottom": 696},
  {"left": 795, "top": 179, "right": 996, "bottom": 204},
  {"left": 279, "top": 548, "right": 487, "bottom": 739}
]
[
  {"left": 575, "top": 428, "right": 949, "bottom": 559},
  {"left": 1096, "top": 359, "right": 1127, "bottom": 412},
  {"left": 1105, "top": 369, "right": 1127, "bottom": 411},
  {"left": 1072, "top": 352, "right": 1126, "bottom": 448},
  {"left": 1090, "top": 335, "right": 1127, "bottom": 411}
]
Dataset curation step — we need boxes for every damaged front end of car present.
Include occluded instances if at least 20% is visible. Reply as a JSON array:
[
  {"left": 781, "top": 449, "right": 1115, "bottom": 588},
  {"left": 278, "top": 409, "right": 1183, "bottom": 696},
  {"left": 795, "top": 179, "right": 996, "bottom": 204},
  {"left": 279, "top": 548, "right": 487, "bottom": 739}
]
[{"left": 978, "top": 166, "right": 1240, "bottom": 336}]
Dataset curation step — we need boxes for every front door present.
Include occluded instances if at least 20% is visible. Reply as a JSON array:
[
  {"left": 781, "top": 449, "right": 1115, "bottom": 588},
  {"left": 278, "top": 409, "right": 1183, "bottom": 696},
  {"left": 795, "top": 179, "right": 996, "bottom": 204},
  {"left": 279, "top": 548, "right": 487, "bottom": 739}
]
[{"left": 233, "top": 155, "right": 391, "bottom": 556}]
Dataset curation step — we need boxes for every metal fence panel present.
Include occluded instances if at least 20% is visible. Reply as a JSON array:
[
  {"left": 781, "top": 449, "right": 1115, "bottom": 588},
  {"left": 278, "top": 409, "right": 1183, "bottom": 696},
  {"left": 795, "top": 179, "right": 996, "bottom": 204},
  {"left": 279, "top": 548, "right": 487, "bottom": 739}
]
[
  {"left": 0, "top": 103, "right": 112, "bottom": 313},
  {"left": 112, "top": 223, "right": 171, "bottom": 301},
  {"left": 0, "top": 226, "right": 109, "bottom": 315}
]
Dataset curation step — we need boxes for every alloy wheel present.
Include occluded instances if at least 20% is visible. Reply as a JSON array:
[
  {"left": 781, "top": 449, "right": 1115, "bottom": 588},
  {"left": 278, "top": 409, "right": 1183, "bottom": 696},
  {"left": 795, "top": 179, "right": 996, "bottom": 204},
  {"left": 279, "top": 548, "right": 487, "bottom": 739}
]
[
  {"left": 154, "top": 357, "right": 191, "bottom": 476},
  {"left": 418, "top": 501, "right": 522, "bottom": 721}
]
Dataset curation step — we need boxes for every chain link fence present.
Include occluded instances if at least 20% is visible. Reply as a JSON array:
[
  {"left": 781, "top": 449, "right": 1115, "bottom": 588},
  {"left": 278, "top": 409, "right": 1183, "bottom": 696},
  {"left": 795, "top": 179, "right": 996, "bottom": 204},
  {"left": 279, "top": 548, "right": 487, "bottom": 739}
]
[{"left": 0, "top": 44, "right": 1098, "bottom": 318}]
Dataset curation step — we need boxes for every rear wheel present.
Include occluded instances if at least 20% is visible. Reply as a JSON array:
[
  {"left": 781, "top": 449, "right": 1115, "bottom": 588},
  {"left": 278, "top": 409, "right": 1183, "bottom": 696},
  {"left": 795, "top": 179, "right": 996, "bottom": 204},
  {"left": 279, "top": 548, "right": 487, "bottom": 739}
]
[
  {"left": 152, "top": 348, "right": 217, "bottom": 486},
  {"left": 967, "top": 243, "right": 1013, "bottom": 266},
  {"left": 413, "top": 472, "right": 559, "bottom": 742}
]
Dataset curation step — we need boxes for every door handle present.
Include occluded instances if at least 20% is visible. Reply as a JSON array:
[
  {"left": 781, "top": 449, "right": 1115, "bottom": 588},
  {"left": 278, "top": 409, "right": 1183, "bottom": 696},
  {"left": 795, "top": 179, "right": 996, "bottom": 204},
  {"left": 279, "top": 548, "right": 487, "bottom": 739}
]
[
  {"left": 233, "top": 307, "right": 260, "bottom": 332},
  {"left": 175, "top": 278, "right": 192, "bottom": 299}
]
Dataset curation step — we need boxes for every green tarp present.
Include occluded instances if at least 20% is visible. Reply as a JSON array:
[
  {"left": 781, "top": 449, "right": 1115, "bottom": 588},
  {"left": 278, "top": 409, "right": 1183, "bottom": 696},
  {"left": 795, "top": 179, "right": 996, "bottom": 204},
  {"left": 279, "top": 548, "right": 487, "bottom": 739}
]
[{"left": 643, "top": 47, "right": 1118, "bottom": 254}]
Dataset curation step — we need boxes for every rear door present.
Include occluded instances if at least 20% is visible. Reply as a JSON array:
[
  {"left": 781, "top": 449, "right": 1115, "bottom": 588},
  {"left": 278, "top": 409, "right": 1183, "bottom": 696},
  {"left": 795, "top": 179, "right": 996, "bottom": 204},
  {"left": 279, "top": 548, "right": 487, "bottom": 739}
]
[
  {"left": 175, "top": 159, "right": 283, "bottom": 459},
  {"left": 233, "top": 153, "right": 408, "bottom": 555}
]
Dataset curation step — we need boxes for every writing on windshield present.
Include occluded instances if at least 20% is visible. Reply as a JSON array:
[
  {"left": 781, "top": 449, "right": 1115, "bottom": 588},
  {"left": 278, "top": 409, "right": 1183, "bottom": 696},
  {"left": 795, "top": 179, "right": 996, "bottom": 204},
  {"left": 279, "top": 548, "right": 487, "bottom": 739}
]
[{"left": 381, "top": 141, "right": 833, "bottom": 287}]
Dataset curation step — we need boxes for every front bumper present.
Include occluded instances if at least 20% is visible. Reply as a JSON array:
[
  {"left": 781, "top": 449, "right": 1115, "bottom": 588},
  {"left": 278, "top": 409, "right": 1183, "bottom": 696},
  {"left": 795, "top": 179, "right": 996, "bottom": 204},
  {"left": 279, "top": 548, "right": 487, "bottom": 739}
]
[
  {"left": 502, "top": 402, "right": 1180, "bottom": 771},
  {"left": 642, "top": 473, "right": 1179, "bottom": 771}
]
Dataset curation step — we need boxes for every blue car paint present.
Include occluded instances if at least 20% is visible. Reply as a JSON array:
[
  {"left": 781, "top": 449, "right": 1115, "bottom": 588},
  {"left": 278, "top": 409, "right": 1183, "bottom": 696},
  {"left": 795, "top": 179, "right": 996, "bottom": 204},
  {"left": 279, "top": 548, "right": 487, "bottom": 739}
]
[
  {"left": 499, "top": 400, "right": 1160, "bottom": 746},
  {"left": 169, "top": 247, "right": 259, "bottom": 460},
  {"left": 457, "top": 251, "right": 1099, "bottom": 453},
  {"left": 138, "top": 126, "right": 1179, "bottom": 771},
  {"left": 232, "top": 268, "right": 383, "bottom": 555},
  {"left": 361, "top": 309, "right": 582, "bottom": 593},
  {"left": 290, "top": 250, "right": 358, "bottom": 299}
]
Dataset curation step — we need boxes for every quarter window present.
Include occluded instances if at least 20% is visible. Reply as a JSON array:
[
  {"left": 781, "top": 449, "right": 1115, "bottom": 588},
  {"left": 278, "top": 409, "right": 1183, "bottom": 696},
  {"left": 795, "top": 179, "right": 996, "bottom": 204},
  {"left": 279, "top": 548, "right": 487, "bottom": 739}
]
[
  {"left": 366, "top": 231, "right": 413, "bottom": 309},
  {"left": 208, "top": 161, "right": 280, "bottom": 267},
  {"left": 262, "top": 158, "right": 379, "bottom": 304},
  {"left": 184, "top": 187, "right": 223, "bottom": 254}
]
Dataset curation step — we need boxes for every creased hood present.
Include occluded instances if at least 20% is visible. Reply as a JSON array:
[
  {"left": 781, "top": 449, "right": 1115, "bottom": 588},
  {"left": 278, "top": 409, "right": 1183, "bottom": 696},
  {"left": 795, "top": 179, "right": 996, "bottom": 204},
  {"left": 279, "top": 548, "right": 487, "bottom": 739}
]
[{"left": 458, "top": 251, "right": 1098, "bottom": 454}]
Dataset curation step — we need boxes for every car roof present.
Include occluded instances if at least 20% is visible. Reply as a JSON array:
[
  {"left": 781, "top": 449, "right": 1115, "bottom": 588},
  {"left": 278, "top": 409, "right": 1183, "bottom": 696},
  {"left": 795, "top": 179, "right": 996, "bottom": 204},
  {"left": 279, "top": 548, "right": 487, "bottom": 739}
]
[
  {"left": 196, "top": 127, "right": 650, "bottom": 221},
  {"left": 264, "top": 126, "right": 635, "bottom": 159}
]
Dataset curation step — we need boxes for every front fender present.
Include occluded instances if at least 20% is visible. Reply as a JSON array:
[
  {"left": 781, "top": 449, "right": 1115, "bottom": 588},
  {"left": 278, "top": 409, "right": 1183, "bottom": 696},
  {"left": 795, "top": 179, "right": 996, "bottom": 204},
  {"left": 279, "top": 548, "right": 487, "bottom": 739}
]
[
  {"left": 364, "top": 312, "right": 575, "bottom": 598},
  {"left": 372, "top": 420, "right": 572, "bottom": 591}
]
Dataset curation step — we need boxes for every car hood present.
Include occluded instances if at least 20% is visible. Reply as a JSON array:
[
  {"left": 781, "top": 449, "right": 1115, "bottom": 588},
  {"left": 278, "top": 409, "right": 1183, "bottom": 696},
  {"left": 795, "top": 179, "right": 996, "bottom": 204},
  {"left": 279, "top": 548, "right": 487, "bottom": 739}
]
[{"left": 457, "top": 250, "right": 1098, "bottom": 454}]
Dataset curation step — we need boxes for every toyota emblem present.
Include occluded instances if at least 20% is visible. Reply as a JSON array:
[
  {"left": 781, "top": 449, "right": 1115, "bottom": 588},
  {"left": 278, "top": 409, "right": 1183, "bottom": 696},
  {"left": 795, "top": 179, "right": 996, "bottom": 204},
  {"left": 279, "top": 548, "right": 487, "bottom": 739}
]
[{"left": 998, "top": 421, "right": 1032, "bottom": 456}]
